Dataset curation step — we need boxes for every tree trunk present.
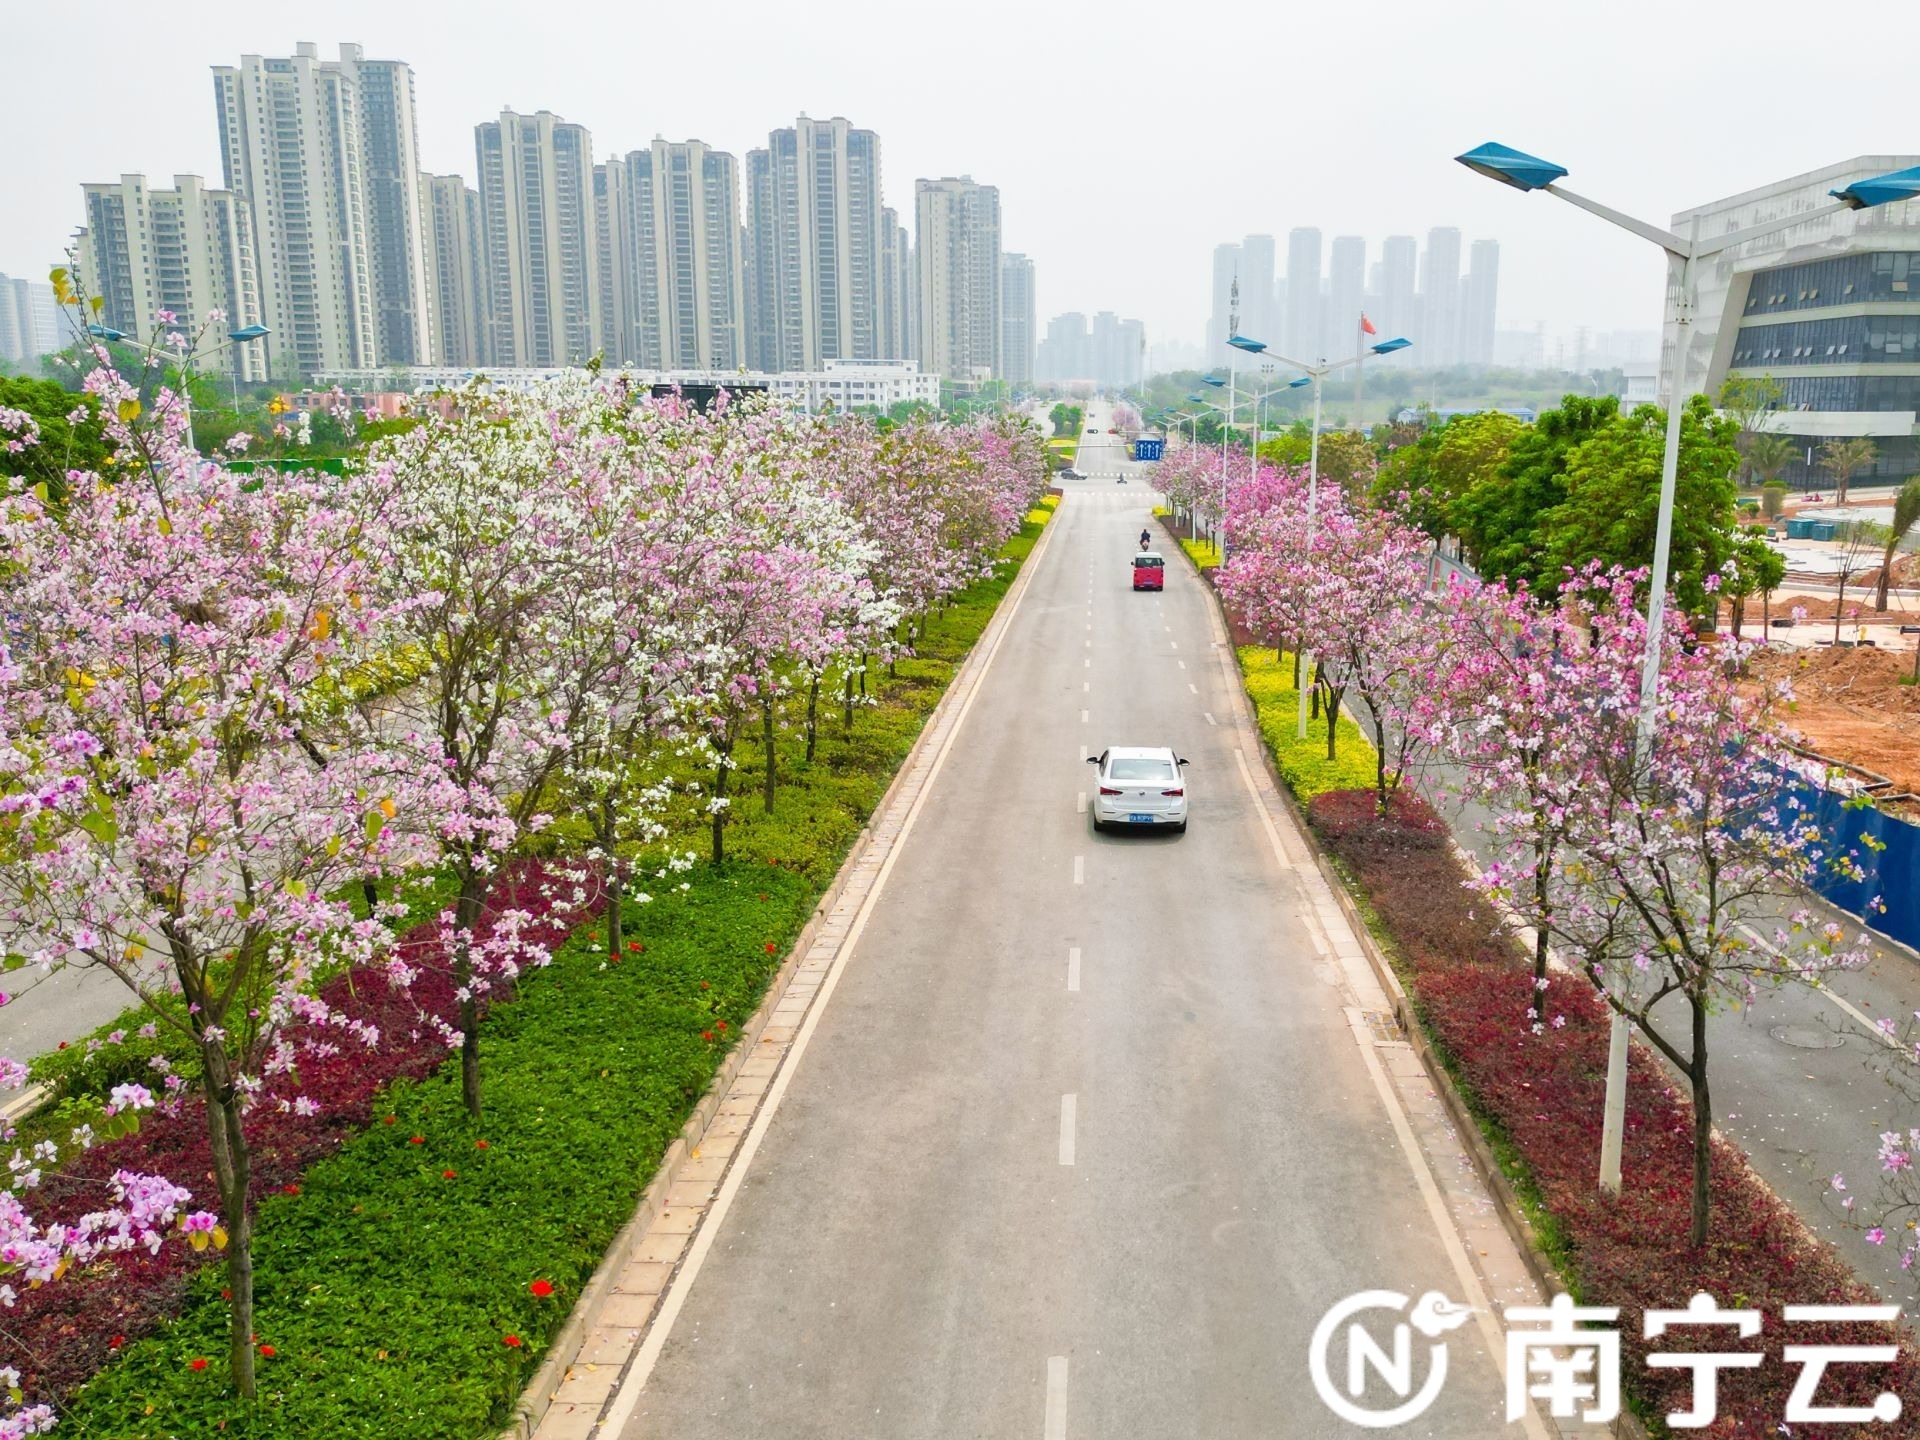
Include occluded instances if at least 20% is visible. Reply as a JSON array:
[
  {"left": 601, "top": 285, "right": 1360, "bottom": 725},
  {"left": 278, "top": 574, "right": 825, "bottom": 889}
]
[
  {"left": 1834, "top": 576, "right": 1847, "bottom": 643},
  {"left": 1531, "top": 841, "right": 1552, "bottom": 1012},
  {"left": 1291, "top": 643, "right": 1302, "bottom": 691},
  {"left": 1878, "top": 547, "right": 1896, "bottom": 610},
  {"left": 361, "top": 876, "right": 379, "bottom": 917},
  {"left": 859, "top": 653, "right": 869, "bottom": 698},
  {"left": 710, "top": 738, "right": 732, "bottom": 866},
  {"left": 200, "top": 1044, "right": 256, "bottom": 1398},
  {"left": 1689, "top": 995, "right": 1712, "bottom": 1248},
  {"left": 760, "top": 694, "right": 776, "bottom": 814},
  {"left": 454, "top": 868, "right": 489, "bottom": 1117},
  {"left": 843, "top": 668, "right": 856, "bottom": 731},
  {"left": 602, "top": 807, "right": 623, "bottom": 965},
  {"left": 1324, "top": 683, "right": 1344, "bottom": 761},
  {"left": 806, "top": 676, "right": 820, "bottom": 761},
  {"left": 1730, "top": 597, "right": 1744, "bottom": 637}
]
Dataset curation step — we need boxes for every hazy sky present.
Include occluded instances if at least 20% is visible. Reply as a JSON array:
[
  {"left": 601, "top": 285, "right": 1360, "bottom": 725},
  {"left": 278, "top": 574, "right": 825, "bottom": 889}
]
[{"left": 5, "top": 0, "right": 1911, "bottom": 358}]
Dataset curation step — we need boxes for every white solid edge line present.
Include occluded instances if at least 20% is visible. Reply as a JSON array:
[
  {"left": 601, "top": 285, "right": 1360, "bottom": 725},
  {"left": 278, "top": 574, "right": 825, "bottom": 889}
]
[
  {"left": 1737, "top": 922, "right": 1897, "bottom": 1049},
  {"left": 596, "top": 498, "right": 1061, "bottom": 1434},
  {"left": 1058, "top": 1094, "right": 1077, "bottom": 1166},
  {"left": 1044, "top": 1355, "right": 1069, "bottom": 1440},
  {"left": 1067, "top": 946, "right": 1081, "bottom": 992},
  {"left": 1342, "top": 1009, "right": 1550, "bottom": 1440}
]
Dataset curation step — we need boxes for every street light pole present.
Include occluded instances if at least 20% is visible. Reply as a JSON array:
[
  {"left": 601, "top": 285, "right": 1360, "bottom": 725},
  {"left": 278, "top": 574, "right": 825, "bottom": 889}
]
[
  {"left": 1229, "top": 332, "right": 1413, "bottom": 738},
  {"left": 1455, "top": 141, "right": 1920, "bottom": 1198}
]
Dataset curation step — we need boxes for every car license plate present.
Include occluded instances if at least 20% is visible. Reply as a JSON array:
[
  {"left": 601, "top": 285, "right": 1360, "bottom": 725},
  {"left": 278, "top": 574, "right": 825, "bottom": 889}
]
[{"left": 1128, "top": 813, "right": 1154, "bottom": 824}]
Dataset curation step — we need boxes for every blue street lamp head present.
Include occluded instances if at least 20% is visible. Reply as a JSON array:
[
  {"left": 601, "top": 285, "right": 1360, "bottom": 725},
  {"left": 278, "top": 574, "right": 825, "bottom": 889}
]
[
  {"left": 87, "top": 323, "right": 129, "bottom": 342},
  {"left": 1455, "top": 142, "right": 1568, "bottom": 193},
  {"left": 228, "top": 324, "right": 270, "bottom": 342},
  {"left": 1830, "top": 165, "right": 1920, "bottom": 211},
  {"left": 1287, "top": 376, "right": 1313, "bottom": 390},
  {"left": 1186, "top": 394, "right": 1206, "bottom": 404},
  {"left": 1201, "top": 375, "right": 1226, "bottom": 388},
  {"left": 1228, "top": 335, "right": 1268, "bottom": 354},
  {"left": 1370, "top": 337, "right": 1413, "bottom": 356}
]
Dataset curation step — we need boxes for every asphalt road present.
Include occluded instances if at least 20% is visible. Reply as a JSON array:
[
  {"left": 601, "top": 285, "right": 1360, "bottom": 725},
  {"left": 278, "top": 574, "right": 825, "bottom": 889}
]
[{"left": 621, "top": 409, "right": 1542, "bottom": 1438}]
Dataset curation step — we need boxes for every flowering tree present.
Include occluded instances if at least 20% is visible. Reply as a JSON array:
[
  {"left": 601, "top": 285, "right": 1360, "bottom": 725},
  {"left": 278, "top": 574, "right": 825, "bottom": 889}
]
[
  {"left": 1467, "top": 568, "right": 1870, "bottom": 1245},
  {"left": 0, "top": 351, "right": 444, "bottom": 1398},
  {"left": 352, "top": 378, "right": 619, "bottom": 1116}
]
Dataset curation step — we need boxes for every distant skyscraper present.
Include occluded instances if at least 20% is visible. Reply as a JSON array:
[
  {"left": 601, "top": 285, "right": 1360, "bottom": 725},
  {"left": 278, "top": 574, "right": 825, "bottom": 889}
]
[
  {"left": 1241, "top": 234, "right": 1276, "bottom": 347},
  {"left": 352, "top": 51, "right": 434, "bottom": 365},
  {"left": 1036, "top": 311, "right": 1089, "bottom": 382},
  {"left": 915, "top": 175, "right": 1001, "bottom": 380},
  {"left": 74, "top": 173, "right": 265, "bottom": 381},
  {"left": 1462, "top": 238, "right": 1500, "bottom": 366},
  {"left": 1379, "top": 235, "right": 1418, "bottom": 352},
  {"left": 423, "top": 173, "right": 487, "bottom": 367},
  {"left": 879, "top": 207, "right": 916, "bottom": 362},
  {"left": 213, "top": 43, "right": 396, "bottom": 374},
  {"left": 1000, "top": 252, "right": 1035, "bottom": 385},
  {"left": 1284, "top": 228, "right": 1323, "bottom": 360},
  {"left": 1326, "top": 236, "right": 1367, "bottom": 358},
  {"left": 599, "top": 139, "right": 747, "bottom": 370},
  {"left": 1421, "top": 227, "right": 1463, "bottom": 366},
  {"left": 745, "top": 116, "right": 885, "bottom": 371},
  {"left": 0, "top": 275, "right": 64, "bottom": 363},
  {"left": 1208, "top": 243, "right": 1241, "bottom": 360},
  {"left": 474, "top": 109, "right": 599, "bottom": 367}
]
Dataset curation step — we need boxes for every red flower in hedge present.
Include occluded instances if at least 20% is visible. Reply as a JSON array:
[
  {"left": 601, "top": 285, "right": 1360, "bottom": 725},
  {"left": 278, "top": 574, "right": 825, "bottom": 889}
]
[
  {"left": 475, "top": 1139, "right": 490, "bottom": 1150},
  {"left": 259, "top": 1345, "right": 276, "bottom": 1358},
  {"left": 701, "top": 1030, "right": 714, "bottom": 1043},
  {"left": 530, "top": 1279, "right": 554, "bottom": 1298},
  {"left": 699, "top": 981, "right": 709, "bottom": 990},
  {"left": 626, "top": 941, "right": 640, "bottom": 952},
  {"left": 758, "top": 893, "right": 767, "bottom": 902},
  {"left": 108, "top": 1335, "right": 125, "bottom": 1350},
  {"left": 442, "top": 1168, "right": 458, "bottom": 1179},
  {"left": 503, "top": 1334, "right": 523, "bottom": 1348},
  {"left": 283, "top": 1183, "right": 300, "bottom": 1195},
  {"left": 189, "top": 1357, "right": 208, "bottom": 1372},
  {"left": 383, "top": 1115, "right": 396, "bottom": 1125},
  {"left": 409, "top": 1135, "right": 425, "bottom": 1145},
  {"left": 717, "top": 1021, "right": 728, "bottom": 1033},
  {"left": 763, "top": 942, "right": 775, "bottom": 954}
]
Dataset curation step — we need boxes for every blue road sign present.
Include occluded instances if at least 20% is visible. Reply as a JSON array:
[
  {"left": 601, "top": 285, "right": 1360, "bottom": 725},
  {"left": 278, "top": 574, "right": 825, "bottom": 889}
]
[{"left": 1132, "top": 438, "right": 1165, "bottom": 461}]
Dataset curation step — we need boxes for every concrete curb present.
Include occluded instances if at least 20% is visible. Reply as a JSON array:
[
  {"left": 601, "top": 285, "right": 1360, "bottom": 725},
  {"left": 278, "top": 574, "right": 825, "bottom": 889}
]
[
  {"left": 500, "top": 509, "right": 1061, "bottom": 1440},
  {"left": 1169, "top": 536, "right": 1648, "bottom": 1440}
]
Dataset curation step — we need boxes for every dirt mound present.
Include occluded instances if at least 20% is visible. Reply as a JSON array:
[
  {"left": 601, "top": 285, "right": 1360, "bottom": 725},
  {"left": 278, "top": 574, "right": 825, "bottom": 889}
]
[{"left": 1750, "top": 645, "right": 1920, "bottom": 794}]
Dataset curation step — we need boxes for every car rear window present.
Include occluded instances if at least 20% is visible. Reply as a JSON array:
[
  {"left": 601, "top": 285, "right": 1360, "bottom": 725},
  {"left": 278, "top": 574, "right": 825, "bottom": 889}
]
[
  {"left": 1109, "top": 758, "right": 1176, "bottom": 782},
  {"left": 1133, "top": 554, "right": 1164, "bottom": 568}
]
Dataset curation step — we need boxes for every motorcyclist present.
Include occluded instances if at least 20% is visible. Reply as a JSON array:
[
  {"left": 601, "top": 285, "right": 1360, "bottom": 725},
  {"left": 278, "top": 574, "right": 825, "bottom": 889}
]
[{"left": 1139, "top": 528, "right": 1151, "bottom": 550}]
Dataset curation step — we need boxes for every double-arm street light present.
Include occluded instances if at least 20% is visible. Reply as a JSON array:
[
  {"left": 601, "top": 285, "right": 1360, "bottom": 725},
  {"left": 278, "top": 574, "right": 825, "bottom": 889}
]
[
  {"left": 1226, "top": 331, "right": 1413, "bottom": 738},
  {"left": 89, "top": 321, "right": 273, "bottom": 451},
  {"left": 1455, "top": 140, "right": 1920, "bottom": 1197}
]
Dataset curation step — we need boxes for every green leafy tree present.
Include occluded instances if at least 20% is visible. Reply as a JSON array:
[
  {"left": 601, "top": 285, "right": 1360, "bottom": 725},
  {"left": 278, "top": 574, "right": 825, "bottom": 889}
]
[
  {"left": 1820, "top": 436, "right": 1878, "bottom": 505},
  {"left": 0, "top": 375, "right": 111, "bottom": 499},
  {"left": 1316, "top": 430, "right": 1378, "bottom": 496},
  {"left": 1716, "top": 373, "right": 1784, "bottom": 483},
  {"left": 1724, "top": 528, "right": 1786, "bottom": 636},
  {"left": 1747, "top": 430, "right": 1793, "bottom": 490},
  {"left": 1540, "top": 395, "right": 1741, "bottom": 617},
  {"left": 1875, "top": 477, "right": 1920, "bottom": 610},
  {"left": 1372, "top": 409, "right": 1522, "bottom": 540},
  {"left": 1451, "top": 393, "right": 1620, "bottom": 590}
]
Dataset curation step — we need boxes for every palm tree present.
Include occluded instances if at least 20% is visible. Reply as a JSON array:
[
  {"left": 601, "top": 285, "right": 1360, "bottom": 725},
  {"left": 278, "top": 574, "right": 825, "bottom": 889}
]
[
  {"left": 1749, "top": 432, "right": 1793, "bottom": 485},
  {"left": 1820, "top": 436, "right": 1878, "bottom": 505},
  {"left": 1875, "top": 476, "right": 1920, "bottom": 610}
]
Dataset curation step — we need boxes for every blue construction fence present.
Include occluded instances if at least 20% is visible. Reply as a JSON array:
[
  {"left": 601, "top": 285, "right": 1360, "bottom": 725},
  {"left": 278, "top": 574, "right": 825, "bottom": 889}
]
[{"left": 1773, "top": 768, "right": 1920, "bottom": 951}]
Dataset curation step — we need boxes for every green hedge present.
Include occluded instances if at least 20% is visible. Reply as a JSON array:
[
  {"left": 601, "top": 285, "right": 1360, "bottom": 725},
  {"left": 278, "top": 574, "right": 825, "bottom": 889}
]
[
  {"left": 1235, "top": 645, "right": 1377, "bottom": 801},
  {"left": 53, "top": 511, "right": 1051, "bottom": 1439}
]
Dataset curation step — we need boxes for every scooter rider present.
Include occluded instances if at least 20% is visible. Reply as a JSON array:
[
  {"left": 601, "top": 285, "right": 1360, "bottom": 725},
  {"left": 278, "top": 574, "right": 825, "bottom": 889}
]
[{"left": 1139, "top": 528, "right": 1152, "bottom": 550}]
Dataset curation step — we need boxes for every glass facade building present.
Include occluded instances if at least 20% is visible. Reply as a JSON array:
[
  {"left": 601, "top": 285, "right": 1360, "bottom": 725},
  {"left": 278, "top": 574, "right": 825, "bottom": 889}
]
[{"left": 1672, "top": 158, "right": 1920, "bottom": 488}]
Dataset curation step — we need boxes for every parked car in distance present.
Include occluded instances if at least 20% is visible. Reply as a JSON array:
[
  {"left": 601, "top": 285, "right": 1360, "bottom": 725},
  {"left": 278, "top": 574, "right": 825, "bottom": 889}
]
[
  {"left": 1059, "top": 467, "right": 1083, "bottom": 479},
  {"left": 1132, "top": 552, "right": 1164, "bottom": 590},
  {"left": 1086, "top": 747, "right": 1188, "bottom": 833}
]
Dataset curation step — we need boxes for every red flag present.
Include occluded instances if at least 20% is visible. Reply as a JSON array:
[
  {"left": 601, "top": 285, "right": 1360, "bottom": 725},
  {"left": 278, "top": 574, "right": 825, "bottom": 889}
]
[{"left": 1360, "top": 312, "right": 1378, "bottom": 336}]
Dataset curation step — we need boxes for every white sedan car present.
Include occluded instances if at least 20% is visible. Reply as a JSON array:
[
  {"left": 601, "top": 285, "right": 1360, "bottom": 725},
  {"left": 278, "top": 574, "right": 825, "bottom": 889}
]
[{"left": 1087, "top": 746, "right": 1189, "bottom": 833}]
